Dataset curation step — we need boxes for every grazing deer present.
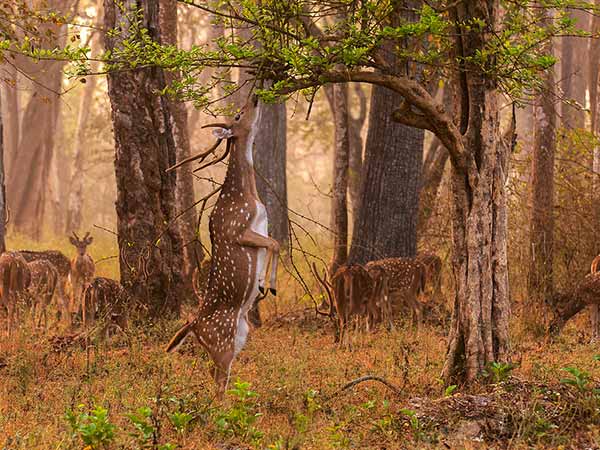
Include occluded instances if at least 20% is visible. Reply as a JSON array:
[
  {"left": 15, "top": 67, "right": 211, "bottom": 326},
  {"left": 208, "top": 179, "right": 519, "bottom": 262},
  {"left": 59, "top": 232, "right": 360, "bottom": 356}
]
[
  {"left": 166, "top": 99, "right": 280, "bottom": 397},
  {"left": 69, "top": 232, "right": 95, "bottom": 321},
  {"left": 82, "top": 277, "right": 128, "bottom": 337},
  {"left": 27, "top": 260, "right": 59, "bottom": 329},
  {"left": 365, "top": 257, "right": 427, "bottom": 327},
  {"left": 314, "top": 263, "right": 380, "bottom": 348},
  {"left": 365, "top": 264, "right": 393, "bottom": 330},
  {"left": 0, "top": 252, "right": 31, "bottom": 336},
  {"left": 20, "top": 250, "right": 71, "bottom": 323},
  {"left": 416, "top": 252, "right": 442, "bottom": 300}
]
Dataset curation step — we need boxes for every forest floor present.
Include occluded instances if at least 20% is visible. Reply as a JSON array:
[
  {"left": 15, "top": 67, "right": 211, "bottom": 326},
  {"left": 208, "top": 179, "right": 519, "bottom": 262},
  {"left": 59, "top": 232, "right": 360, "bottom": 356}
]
[
  {"left": 2, "top": 237, "right": 600, "bottom": 449},
  {"left": 2, "top": 299, "right": 600, "bottom": 449}
]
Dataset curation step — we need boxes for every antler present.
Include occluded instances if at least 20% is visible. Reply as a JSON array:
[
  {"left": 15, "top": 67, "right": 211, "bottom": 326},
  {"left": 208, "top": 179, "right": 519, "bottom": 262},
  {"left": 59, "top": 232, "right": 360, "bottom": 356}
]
[
  {"left": 166, "top": 139, "right": 224, "bottom": 173},
  {"left": 201, "top": 123, "right": 230, "bottom": 129},
  {"left": 312, "top": 262, "right": 335, "bottom": 318},
  {"left": 193, "top": 139, "right": 232, "bottom": 173},
  {"left": 72, "top": 231, "right": 80, "bottom": 241}
]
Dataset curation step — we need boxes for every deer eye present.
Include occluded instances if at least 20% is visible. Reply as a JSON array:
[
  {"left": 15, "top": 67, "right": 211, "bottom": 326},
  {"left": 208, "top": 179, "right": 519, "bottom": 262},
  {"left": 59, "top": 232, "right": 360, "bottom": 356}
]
[{"left": 234, "top": 112, "right": 241, "bottom": 121}]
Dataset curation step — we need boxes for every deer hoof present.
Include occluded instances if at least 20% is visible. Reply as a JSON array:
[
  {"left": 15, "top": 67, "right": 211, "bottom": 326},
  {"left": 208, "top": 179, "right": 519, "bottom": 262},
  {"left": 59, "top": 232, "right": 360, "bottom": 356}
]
[{"left": 269, "top": 288, "right": 277, "bottom": 296}]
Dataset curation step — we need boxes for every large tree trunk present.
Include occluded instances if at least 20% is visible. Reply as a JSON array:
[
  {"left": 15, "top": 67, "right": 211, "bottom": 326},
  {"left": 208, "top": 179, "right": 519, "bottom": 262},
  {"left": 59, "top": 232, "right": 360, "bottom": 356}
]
[
  {"left": 527, "top": 20, "right": 556, "bottom": 328},
  {"left": 160, "top": 0, "right": 199, "bottom": 287},
  {"left": 0, "top": 92, "right": 7, "bottom": 253},
  {"left": 255, "top": 102, "right": 289, "bottom": 247},
  {"left": 330, "top": 83, "right": 350, "bottom": 274},
  {"left": 418, "top": 136, "right": 448, "bottom": 235},
  {"left": 104, "top": 0, "right": 187, "bottom": 317},
  {"left": 347, "top": 84, "right": 424, "bottom": 264},
  {"left": 442, "top": 0, "right": 510, "bottom": 382}
]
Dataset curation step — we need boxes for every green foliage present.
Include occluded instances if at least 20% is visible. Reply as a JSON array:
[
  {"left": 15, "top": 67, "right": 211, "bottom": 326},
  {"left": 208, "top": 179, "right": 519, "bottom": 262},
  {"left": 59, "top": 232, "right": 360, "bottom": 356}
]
[
  {"left": 560, "top": 367, "right": 591, "bottom": 392},
  {"left": 444, "top": 384, "right": 458, "bottom": 397},
  {"left": 65, "top": 405, "right": 116, "bottom": 449},
  {"left": 213, "top": 380, "right": 264, "bottom": 444},
  {"left": 484, "top": 361, "right": 517, "bottom": 383},
  {"left": 126, "top": 406, "right": 156, "bottom": 448}
]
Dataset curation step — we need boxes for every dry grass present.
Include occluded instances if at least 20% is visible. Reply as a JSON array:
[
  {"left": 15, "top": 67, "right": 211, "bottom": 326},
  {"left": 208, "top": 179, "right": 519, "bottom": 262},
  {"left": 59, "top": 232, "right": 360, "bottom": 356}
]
[{"left": 2, "top": 238, "right": 600, "bottom": 449}]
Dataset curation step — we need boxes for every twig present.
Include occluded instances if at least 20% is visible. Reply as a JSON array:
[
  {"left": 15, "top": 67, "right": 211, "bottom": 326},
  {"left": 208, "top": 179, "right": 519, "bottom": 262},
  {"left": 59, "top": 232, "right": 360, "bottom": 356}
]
[{"left": 324, "top": 375, "right": 402, "bottom": 401}]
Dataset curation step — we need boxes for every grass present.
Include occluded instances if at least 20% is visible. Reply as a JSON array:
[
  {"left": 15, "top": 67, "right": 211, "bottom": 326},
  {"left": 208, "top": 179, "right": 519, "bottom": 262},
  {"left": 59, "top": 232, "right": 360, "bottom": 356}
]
[{"left": 2, "top": 237, "right": 600, "bottom": 448}]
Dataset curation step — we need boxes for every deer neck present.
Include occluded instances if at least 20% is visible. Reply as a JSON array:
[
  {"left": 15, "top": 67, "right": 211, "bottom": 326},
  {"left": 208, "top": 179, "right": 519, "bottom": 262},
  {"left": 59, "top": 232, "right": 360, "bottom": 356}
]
[{"left": 222, "top": 107, "right": 262, "bottom": 199}]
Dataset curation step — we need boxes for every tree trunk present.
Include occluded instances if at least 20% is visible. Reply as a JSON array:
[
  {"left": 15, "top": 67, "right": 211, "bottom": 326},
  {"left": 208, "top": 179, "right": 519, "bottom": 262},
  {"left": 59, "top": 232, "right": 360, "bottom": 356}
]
[
  {"left": 1, "top": 64, "right": 18, "bottom": 176},
  {"left": 330, "top": 83, "right": 350, "bottom": 274},
  {"left": 348, "top": 84, "right": 367, "bottom": 212},
  {"left": 589, "top": 6, "right": 600, "bottom": 337},
  {"left": 254, "top": 102, "right": 289, "bottom": 247},
  {"left": 527, "top": 24, "right": 556, "bottom": 329},
  {"left": 6, "top": 0, "right": 74, "bottom": 239},
  {"left": 561, "top": 9, "right": 589, "bottom": 129},
  {"left": 442, "top": 0, "right": 510, "bottom": 382},
  {"left": 347, "top": 84, "right": 424, "bottom": 264},
  {"left": 160, "top": 0, "right": 199, "bottom": 287},
  {"left": 418, "top": 136, "right": 448, "bottom": 235},
  {"left": 66, "top": 19, "right": 102, "bottom": 233},
  {"left": 104, "top": 0, "right": 187, "bottom": 317},
  {"left": 0, "top": 92, "right": 7, "bottom": 253}
]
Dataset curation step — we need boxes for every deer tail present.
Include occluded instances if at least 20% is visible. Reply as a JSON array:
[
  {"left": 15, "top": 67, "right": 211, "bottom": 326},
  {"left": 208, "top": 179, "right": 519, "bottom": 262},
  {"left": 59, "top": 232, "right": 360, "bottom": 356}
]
[{"left": 166, "top": 321, "right": 194, "bottom": 353}]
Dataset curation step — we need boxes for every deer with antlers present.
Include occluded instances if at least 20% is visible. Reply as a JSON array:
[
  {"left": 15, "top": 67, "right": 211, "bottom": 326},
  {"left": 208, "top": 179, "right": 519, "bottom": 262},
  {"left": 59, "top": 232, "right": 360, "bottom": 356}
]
[
  {"left": 0, "top": 252, "right": 31, "bottom": 336},
  {"left": 69, "top": 232, "right": 95, "bottom": 322},
  {"left": 166, "top": 98, "right": 280, "bottom": 397}
]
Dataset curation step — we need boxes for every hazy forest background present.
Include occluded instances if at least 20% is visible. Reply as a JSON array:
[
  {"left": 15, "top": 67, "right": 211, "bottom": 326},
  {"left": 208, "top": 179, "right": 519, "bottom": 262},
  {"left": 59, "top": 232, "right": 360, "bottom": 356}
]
[{"left": 2, "top": 0, "right": 600, "bottom": 448}]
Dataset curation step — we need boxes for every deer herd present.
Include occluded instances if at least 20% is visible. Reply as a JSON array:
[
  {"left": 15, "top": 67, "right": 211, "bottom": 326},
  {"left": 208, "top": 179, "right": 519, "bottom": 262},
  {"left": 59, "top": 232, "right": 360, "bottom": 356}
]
[
  {"left": 0, "top": 98, "right": 448, "bottom": 397},
  {"left": 0, "top": 231, "right": 125, "bottom": 337}
]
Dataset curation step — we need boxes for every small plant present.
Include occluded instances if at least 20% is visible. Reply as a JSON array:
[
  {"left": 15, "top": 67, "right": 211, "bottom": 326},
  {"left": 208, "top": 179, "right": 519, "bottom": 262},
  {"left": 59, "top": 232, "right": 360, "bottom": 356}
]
[
  {"left": 169, "top": 411, "right": 193, "bottom": 434},
  {"left": 126, "top": 406, "right": 156, "bottom": 448},
  {"left": 484, "top": 361, "right": 516, "bottom": 383},
  {"left": 444, "top": 385, "right": 458, "bottom": 397},
  {"left": 560, "top": 367, "right": 591, "bottom": 392},
  {"left": 65, "top": 405, "right": 117, "bottom": 449},
  {"left": 213, "top": 380, "right": 264, "bottom": 444}
]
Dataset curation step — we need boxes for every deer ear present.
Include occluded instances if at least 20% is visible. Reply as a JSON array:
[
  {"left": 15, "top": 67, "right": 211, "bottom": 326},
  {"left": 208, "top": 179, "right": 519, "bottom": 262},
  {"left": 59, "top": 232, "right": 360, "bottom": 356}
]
[
  {"left": 87, "top": 237, "right": 93, "bottom": 245},
  {"left": 69, "top": 237, "right": 76, "bottom": 245},
  {"left": 212, "top": 128, "right": 233, "bottom": 140}
]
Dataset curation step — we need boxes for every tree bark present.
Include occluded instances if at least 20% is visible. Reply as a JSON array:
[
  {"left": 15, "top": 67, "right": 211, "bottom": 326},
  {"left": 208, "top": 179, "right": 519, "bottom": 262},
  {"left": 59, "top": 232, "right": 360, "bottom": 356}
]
[
  {"left": 254, "top": 101, "right": 289, "bottom": 247},
  {"left": 418, "top": 136, "right": 448, "bottom": 235},
  {"left": 160, "top": 0, "right": 199, "bottom": 287},
  {"left": 527, "top": 16, "right": 556, "bottom": 327},
  {"left": 104, "top": 0, "right": 187, "bottom": 317},
  {"left": 347, "top": 85, "right": 424, "bottom": 264},
  {"left": 330, "top": 83, "right": 350, "bottom": 274},
  {"left": 442, "top": 0, "right": 510, "bottom": 382}
]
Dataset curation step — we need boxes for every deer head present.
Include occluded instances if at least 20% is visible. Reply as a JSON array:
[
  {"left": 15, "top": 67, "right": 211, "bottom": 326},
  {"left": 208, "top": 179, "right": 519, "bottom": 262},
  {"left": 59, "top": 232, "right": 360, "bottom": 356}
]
[
  {"left": 166, "top": 97, "right": 261, "bottom": 173},
  {"left": 69, "top": 232, "right": 93, "bottom": 256}
]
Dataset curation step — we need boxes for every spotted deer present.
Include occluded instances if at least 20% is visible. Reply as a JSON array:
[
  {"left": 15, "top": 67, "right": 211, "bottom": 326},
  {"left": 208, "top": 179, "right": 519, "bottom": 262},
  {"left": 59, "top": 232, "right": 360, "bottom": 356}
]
[
  {"left": 166, "top": 99, "right": 280, "bottom": 397},
  {"left": 365, "top": 257, "right": 426, "bottom": 327},
  {"left": 416, "top": 252, "right": 442, "bottom": 301},
  {"left": 27, "top": 260, "right": 59, "bottom": 329},
  {"left": 314, "top": 263, "right": 381, "bottom": 348},
  {"left": 0, "top": 252, "right": 31, "bottom": 336},
  {"left": 82, "top": 277, "right": 128, "bottom": 337},
  {"left": 69, "top": 232, "right": 95, "bottom": 321},
  {"left": 20, "top": 250, "right": 71, "bottom": 323}
]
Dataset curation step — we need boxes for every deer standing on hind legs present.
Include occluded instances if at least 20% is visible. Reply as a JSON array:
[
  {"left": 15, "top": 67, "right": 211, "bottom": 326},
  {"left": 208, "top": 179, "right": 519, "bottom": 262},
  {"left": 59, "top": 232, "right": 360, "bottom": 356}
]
[
  {"left": 69, "top": 232, "right": 95, "bottom": 324},
  {"left": 166, "top": 98, "right": 280, "bottom": 398}
]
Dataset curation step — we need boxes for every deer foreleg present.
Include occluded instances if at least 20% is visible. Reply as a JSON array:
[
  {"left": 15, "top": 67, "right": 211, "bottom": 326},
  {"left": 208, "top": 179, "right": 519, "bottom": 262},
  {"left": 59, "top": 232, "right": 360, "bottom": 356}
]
[{"left": 237, "top": 229, "right": 280, "bottom": 293}]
